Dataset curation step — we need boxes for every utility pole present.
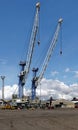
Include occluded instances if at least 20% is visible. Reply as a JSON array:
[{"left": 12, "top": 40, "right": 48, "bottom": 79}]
[{"left": 1, "top": 76, "right": 5, "bottom": 100}]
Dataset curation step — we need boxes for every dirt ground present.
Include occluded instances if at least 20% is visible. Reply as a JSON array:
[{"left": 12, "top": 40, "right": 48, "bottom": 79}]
[{"left": 0, "top": 108, "right": 78, "bottom": 130}]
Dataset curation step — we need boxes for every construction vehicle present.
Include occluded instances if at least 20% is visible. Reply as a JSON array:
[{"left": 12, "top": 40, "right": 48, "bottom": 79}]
[
  {"left": 0, "top": 100, "right": 15, "bottom": 110},
  {"left": 1, "top": 104, "right": 15, "bottom": 110},
  {"left": 31, "top": 18, "right": 63, "bottom": 100},
  {"left": 18, "top": 2, "right": 40, "bottom": 98}
]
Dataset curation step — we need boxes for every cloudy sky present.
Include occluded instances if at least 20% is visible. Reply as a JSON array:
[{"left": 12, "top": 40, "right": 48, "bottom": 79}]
[{"left": 0, "top": 0, "right": 78, "bottom": 100}]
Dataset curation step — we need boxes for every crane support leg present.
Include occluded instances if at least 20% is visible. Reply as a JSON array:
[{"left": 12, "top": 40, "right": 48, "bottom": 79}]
[
  {"left": 31, "top": 68, "right": 38, "bottom": 100},
  {"left": 18, "top": 61, "right": 26, "bottom": 98},
  {"left": 32, "top": 81, "right": 36, "bottom": 100}
]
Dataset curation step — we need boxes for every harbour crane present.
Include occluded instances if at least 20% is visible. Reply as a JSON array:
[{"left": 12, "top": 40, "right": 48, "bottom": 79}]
[
  {"left": 31, "top": 18, "right": 63, "bottom": 100},
  {"left": 18, "top": 2, "right": 40, "bottom": 98}
]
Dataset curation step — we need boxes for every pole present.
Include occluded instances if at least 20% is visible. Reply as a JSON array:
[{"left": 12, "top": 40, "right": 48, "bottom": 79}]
[
  {"left": 40, "top": 83, "right": 41, "bottom": 100},
  {"left": 1, "top": 76, "right": 5, "bottom": 100}
]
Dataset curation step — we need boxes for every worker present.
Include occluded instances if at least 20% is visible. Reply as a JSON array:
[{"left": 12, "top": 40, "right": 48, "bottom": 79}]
[{"left": 50, "top": 97, "right": 53, "bottom": 108}]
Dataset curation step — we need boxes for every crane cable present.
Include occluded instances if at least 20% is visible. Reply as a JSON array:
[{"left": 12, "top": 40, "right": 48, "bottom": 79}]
[{"left": 60, "top": 25, "right": 63, "bottom": 55}]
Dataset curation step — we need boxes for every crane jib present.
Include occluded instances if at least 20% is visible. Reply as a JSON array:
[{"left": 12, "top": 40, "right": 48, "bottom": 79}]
[{"left": 37, "top": 18, "right": 63, "bottom": 86}]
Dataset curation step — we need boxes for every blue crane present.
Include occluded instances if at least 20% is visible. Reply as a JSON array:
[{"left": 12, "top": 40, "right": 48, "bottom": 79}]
[
  {"left": 18, "top": 2, "right": 40, "bottom": 98},
  {"left": 31, "top": 18, "right": 63, "bottom": 100}
]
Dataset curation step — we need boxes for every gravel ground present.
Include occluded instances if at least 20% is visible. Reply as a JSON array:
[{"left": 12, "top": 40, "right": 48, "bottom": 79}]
[{"left": 0, "top": 108, "right": 78, "bottom": 130}]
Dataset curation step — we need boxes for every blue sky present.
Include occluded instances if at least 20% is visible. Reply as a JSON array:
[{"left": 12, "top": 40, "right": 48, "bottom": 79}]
[{"left": 0, "top": 0, "right": 78, "bottom": 99}]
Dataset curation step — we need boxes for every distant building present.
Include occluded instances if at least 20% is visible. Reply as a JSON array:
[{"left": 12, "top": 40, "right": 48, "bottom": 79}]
[
  {"left": 0, "top": 99, "right": 4, "bottom": 106},
  {"left": 52, "top": 99, "right": 75, "bottom": 108},
  {"left": 72, "top": 98, "right": 78, "bottom": 108}
]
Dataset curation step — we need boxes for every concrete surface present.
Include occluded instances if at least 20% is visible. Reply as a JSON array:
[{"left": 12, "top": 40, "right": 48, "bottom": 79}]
[{"left": 0, "top": 108, "right": 78, "bottom": 130}]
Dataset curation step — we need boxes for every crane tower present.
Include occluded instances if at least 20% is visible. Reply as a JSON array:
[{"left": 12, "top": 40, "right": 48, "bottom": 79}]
[
  {"left": 32, "top": 68, "right": 39, "bottom": 100},
  {"left": 18, "top": 2, "right": 40, "bottom": 98},
  {"left": 31, "top": 18, "right": 63, "bottom": 100}
]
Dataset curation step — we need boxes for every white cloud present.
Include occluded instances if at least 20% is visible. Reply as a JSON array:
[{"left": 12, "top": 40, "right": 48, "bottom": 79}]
[
  {"left": 65, "top": 68, "right": 70, "bottom": 72},
  {"left": 0, "top": 78, "right": 78, "bottom": 100},
  {"left": 0, "top": 59, "right": 7, "bottom": 65},
  {"left": 65, "top": 69, "right": 78, "bottom": 79},
  {"left": 74, "top": 71, "right": 78, "bottom": 78},
  {"left": 64, "top": 68, "right": 78, "bottom": 80},
  {"left": 63, "top": 75, "right": 67, "bottom": 78},
  {"left": 0, "top": 84, "right": 18, "bottom": 99},
  {"left": 37, "top": 78, "right": 71, "bottom": 100},
  {"left": 51, "top": 71, "right": 59, "bottom": 76}
]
